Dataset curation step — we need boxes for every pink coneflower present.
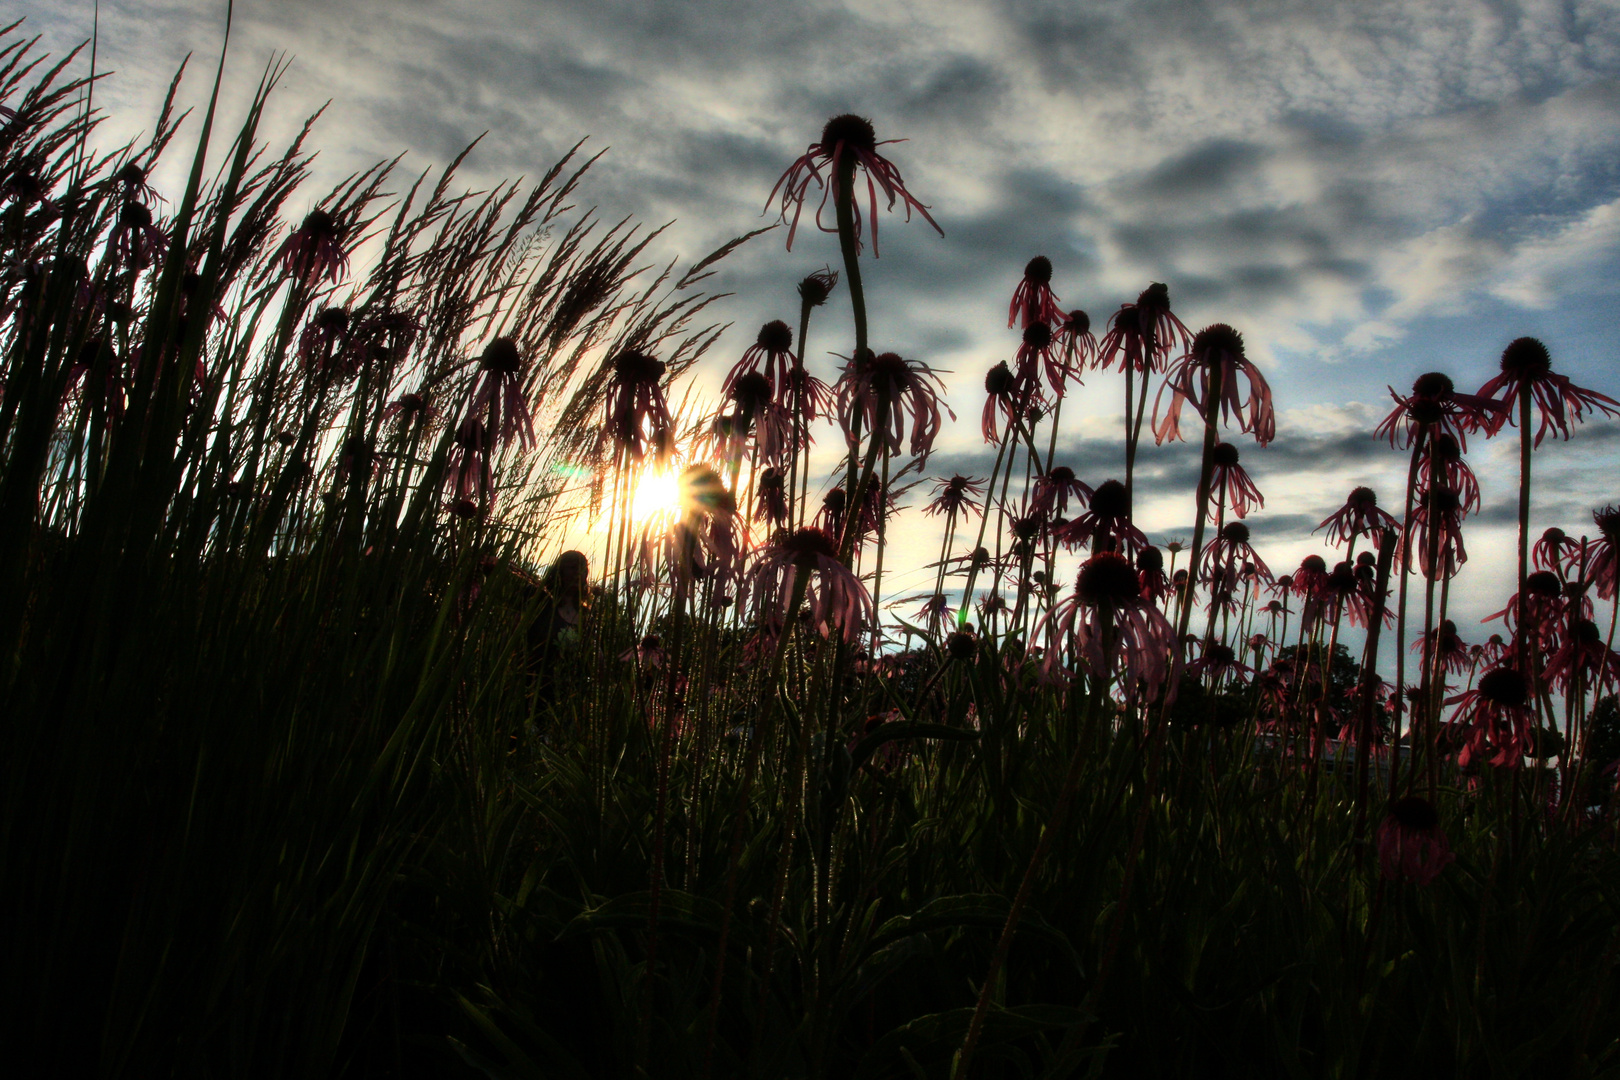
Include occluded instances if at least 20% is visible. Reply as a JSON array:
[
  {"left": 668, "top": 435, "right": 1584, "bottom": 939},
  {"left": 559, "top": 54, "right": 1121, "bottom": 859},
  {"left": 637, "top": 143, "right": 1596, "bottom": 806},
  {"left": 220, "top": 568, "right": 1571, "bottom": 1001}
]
[
  {"left": 914, "top": 592, "right": 952, "bottom": 635},
  {"left": 446, "top": 417, "right": 492, "bottom": 506},
  {"left": 1202, "top": 567, "right": 1242, "bottom": 621},
  {"left": 1290, "top": 555, "right": 1328, "bottom": 602},
  {"left": 925, "top": 474, "right": 985, "bottom": 520},
  {"left": 836, "top": 350, "right": 952, "bottom": 464},
  {"left": 708, "top": 370, "right": 776, "bottom": 464},
  {"left": 1053, "top": 308, "right": 1098, "bottom": 371},
  {"left": 1545, "top": 619, "right": 1620, "bottom": 695},
  {"left": 957, "top": 545, "right": 997, "bottom": 576},
  {"left": 1317, "top": 486, "right": 1397, "bottom": 547},
  {"left": 1200, "top": 521, "right": 1272, "bottom": 582},
  {"left": 1414, "top": 619, "right": 1470, "bottom": 677},
  {"left": 1375, "top": 797, "right": 1454, "bottom": 885},
  {"left": 725, "top": 319, "right": 796, "bottom": 398},
  {"left": 383, "top": 390, "right": 434, "bottom": 426},
  {"left": 660, "top": 467, "right": 741, "bottom": 585},
  {"left": 1100, "top": 284, "right": 1191, "bottom": 375},
  {"left": 1404, "top": 482, "right": 1468, "bottom": 581},
  {"left": 753, "top": 526, "right": 873, "bottom": 642},
  {"left": 981, "top": 361, "right": 1022, "bottom": 444},
  {"left": 472, "top": 337, "right": 535, "bottom": 451},
  {"left": 620, "top": 633, "right": 666, "bottom": 669},
  {"left": 1008, "top": 510, "right": 1046, "bottom": 558},
  {"left": 65, "top": 338, "right": 127, "bottom": 425},
  {"left": 1484, "top": 570, "right": 1582, "bottom": 651},
  {"left": 105, "top": 199, "right": 168, "bottom": 272},
  {"left": 603, "top": 350, "right": 673, "bottom": 461},
  {"left": 1351, "top": 561, "right": 1394, "bottom": 629},
  {"left": 766, "top": 114, "right": 942, "bottom": 255},
  {"left": 1446, "top": 665, "right": 1534, "bottom": 768},
  {"left": 755, "top": 466, "right": 789, "bottom": 526},
  {"left": 1247, "top": 632, "right": 1271, "bottom": 661},
  {"left": 1132, "top": 283, "right": 1192, "bottom": 365},
  {"left": 112, "top": 163, "right": 162, "bottom": 204},
  {"left": 1533, "top": 527, "right": 1583, "bottom": 581},
  {"left": 1031, "top": 466, "right": 1093, "bottom": 518},
  {"left": 1152, "top": 323, "right": 1275, "bottom": 447},
  {"left": 1051, "top": 479, "right": 1148, "bottom": 554},
  {"left": 1476, "top": 337, "right": 1620, "bottom": 447},
  {"left": 1188, "top": 641, "right": 1254, "bottom": 686},
  {"left": 105, "top": 166, "right": 159, "bottom": 214},
  {"left": 816, "top": 487, "right": 848, "bottom": 535},
  {"left": 1590, "top": 505, "right": 1620, "bottom": 601},
  {"left": 1208, "top": 442, "right": 1264, "bottom": 518},
  {"left": 1255, "top": 660, "right": 1295, "bottom": 719},
  {"left": 1043, "top": 551, "right": 1177, "bottom": 701},
  {"left": 1008, "top": 255, "right": 1062, "bottom": 329},
  {"left": 1375, "top": 372, "right": 1500, "bottom": 450},
  {"left": 947, "top": 628, "right": 978, "bottom": 661},
  {"left": 1097, "top": 305, "right": 1149, "bottom": 375},
  {"left": 351, "top": 309, "right": 420, "bottom": 371},
  {"left": 1016, "top": 320, "right": 1075, "bottom": 400},
  {"left": 3, "top": 168, "right": 53, "bottom": 210},
  {"left": 277, "top": 209, "right": 349, "bottom": 288},
  {"left": 1321, "top": 559, "right": 1384, "bottom": 629},
  {"left": 798, "top": 267, "right": 839, "bottom": 307},
  {"left": 784, "top": 362, "right": 833, "bottom": 424},
  {"left": 1425, "top": 433, "right": 1481, "bottom": 514},
  {"left": 298, "top": 305, "right": 351, "bottom": 373}
]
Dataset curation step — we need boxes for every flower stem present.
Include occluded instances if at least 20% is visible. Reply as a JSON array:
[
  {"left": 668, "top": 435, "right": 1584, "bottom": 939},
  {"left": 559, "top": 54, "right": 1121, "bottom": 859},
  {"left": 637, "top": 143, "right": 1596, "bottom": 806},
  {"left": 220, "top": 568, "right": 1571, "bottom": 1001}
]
[
  {"left": 1172, "top": 366, "right": 1225, "bottom": 670},
  {"left": 956, "top": 427, "right": 1015, "bottom": 623},
  {"left": 833, "top": 154, "right": 867, "bottom": 362}
]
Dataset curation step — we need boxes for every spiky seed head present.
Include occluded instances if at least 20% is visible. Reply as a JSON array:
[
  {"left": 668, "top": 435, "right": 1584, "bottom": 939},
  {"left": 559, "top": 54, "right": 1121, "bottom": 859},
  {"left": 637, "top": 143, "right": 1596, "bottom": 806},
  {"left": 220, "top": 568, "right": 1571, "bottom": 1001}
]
[
  {"left": 821, "top": 114, "right": 877, "bottom": 154},
  {"left": 1191, "top": 323, "right": 1244, "bottom": 361},
  {"left": 985, "top": 361, "right": 1016, "bottom": 396},
  {"left": 757, "top": 319, "right": 793, "bottom": 352},
  {"left": 1412, "top": 372, "right": 1454, "bottom": 398},
  {"left": 1090, "top": 479, "right": 1129, "bottom": 518},
  {"left": 1077, "top": 551, "right": 1140, "bottom": 606},
  {"left": 1478, "top": 667, "right": 1528, "bottom": 708},
  {"left": 1500, "top": 336, "right": 1552, "bottom": 378}
]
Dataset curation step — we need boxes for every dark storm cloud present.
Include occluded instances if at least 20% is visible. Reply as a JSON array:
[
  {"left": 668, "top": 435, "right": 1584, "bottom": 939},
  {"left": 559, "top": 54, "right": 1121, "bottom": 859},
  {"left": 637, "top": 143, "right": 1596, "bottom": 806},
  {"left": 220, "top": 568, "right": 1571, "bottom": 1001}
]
[{"left": 1133, "top": 140, "right": 1270, "bottom": 201}]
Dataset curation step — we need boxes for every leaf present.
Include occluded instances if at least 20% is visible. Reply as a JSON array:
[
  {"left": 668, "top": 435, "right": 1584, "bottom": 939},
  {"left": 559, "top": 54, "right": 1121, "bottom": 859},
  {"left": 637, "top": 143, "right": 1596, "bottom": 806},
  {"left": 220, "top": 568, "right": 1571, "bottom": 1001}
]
[
  {"left": 861, "top": 893, "right": 1083, "bottom": 974},
  {"left": 852, "top": 1004, "right": 1094, "bottom": 1080},
  {"left": 555, "top": 889, "right": 725, "bottom": 942},
  {"left": 850, "top": 721, "right": 979, "bottom": 771}
]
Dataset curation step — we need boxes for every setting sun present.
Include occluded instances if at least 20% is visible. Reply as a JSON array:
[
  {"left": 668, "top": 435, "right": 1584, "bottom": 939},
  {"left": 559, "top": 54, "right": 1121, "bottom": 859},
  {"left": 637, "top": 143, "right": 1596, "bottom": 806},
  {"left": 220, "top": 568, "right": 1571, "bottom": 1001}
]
[{"left": 631, "top": 468, "right": 683, "bottom": 523}]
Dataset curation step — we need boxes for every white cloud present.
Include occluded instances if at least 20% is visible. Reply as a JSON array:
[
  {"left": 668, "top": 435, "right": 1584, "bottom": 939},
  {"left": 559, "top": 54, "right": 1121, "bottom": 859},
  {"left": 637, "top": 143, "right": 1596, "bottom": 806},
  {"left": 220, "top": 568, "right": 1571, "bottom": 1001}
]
[{"left": 1490, "top": 199, "right": 1620, "bottom": 308}]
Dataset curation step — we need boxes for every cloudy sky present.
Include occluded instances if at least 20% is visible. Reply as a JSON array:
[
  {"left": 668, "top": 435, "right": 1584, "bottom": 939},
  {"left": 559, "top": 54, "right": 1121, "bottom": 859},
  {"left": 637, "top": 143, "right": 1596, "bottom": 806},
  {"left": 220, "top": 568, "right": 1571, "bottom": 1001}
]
[{"left": 33, "top": 0, "right": 1620, "bottom": 650}]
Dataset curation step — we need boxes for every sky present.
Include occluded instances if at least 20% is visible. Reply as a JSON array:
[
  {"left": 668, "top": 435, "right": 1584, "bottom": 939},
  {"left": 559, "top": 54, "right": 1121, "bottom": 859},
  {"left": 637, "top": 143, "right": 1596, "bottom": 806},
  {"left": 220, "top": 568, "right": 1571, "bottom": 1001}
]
[{"left": 30, "top": 0, "right": 1620, "bottom": 657}]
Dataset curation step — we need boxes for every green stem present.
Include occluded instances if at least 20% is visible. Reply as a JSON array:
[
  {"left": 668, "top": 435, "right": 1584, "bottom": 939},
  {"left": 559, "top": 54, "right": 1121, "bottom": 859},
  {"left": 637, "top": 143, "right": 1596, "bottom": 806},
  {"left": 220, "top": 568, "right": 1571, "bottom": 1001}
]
[
  {"left": 833, "top": 154, "right": 867, "bottom": 362},
  {"left": 956, "top": 428, "right": 1015, "bottom": 623},
  {"left": 1171, "top": 366, "right": 1226, "bottom": 673}
]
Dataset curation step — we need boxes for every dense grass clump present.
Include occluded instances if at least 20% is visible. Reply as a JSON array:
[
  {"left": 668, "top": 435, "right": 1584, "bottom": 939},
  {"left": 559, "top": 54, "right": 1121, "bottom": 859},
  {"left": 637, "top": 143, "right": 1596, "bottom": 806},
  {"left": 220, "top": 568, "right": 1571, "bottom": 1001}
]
[{"left": 2, "top": 24, "right": 1618, "bottom": 1080}]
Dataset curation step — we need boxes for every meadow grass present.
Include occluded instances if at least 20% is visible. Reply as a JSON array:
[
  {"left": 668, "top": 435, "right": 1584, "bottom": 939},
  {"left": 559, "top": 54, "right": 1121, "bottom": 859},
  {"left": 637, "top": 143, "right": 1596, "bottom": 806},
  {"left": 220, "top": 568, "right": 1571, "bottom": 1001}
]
[{"left": 2, "top": 25, "right": 1618, "bottom": 1079}]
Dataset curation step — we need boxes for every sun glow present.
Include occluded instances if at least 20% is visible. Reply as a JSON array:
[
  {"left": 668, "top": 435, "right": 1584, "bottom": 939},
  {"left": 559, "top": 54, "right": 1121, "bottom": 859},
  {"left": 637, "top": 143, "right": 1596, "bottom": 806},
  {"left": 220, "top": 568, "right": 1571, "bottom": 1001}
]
[{"left": 631, "top": 468, "right": 684, "bottom": 523}]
